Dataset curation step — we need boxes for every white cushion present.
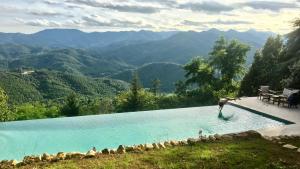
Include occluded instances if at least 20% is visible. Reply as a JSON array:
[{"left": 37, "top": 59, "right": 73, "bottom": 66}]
[{"left": 282, "top": 88, "right": 292, "bottom": 97}]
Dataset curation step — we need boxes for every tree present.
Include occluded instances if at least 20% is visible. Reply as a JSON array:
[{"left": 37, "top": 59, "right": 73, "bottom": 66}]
[
  {"left": 183, "top": 37, "right": 249, "bottom": 99},
  {"left": 174, "top": 80, "right": 187, "bottom": 96},
  {"left": 209, "top": 37, "right": 250, "bottom": 91},
  {"left": 0, "top": 87, "right": 13, "bottom": 122},
  {"left": 61, "top": 93, "right": 80, "bottom": 117},
  {"left": 150, "top": 78, "right": 161, "bottom": 95}
]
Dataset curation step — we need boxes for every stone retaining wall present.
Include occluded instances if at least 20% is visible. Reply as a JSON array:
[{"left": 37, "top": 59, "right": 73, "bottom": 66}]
[{"left": 0, "top": 130, "right": 298, "bottom": 168}]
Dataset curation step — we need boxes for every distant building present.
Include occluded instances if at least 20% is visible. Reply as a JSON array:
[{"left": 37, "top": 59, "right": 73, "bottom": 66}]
[{"left": 21, "top": 70, "right": 35, "bottom": 75}]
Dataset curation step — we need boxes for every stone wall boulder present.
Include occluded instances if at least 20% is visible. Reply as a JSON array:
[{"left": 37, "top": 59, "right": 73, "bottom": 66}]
[
  {"left": 86, "top": 150, "right": 96, "bottom": 158},
  {"left": 117, "top": 145, "right": 126, "bottom": 154},
  {"left": 125, "top": 146, "right": 135, "bottom": 152},
  {"left": 144, "top": 144, "right": 154, "bottom": 151},
  {"left": 0, "top": 160, "right": 18, "bottom": 168},
  {"left": 65, "top": 152, "right": 85, "bottom": 159},
  {"left": 233, "top": 130, "right": 262, "bottom": 139},
  {"left": 101, "top": 148, "right": 110, "bottom": 155},
  {"left": 158, "top": 142, "right": 166, "bottom": 149},
  {"left": 152, "top": 143, "right": 160, "bottom": 149},
  {"left": 23, "top": 155, "right": 41, "bottom": 164},
  {"left": 56, "top": 152, "right": 66, "bottom": 160}
]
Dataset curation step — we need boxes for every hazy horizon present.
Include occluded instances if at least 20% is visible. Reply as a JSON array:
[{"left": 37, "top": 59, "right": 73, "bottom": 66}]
[{"left": 0, "top": 0, "right": 299, "bottom": 34}]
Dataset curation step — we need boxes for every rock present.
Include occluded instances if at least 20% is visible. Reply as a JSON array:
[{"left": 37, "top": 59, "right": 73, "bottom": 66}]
[
  {"left": 214, "top": 134, "right": 221, "bottom": 140},
  {"left": 109, "top": 149, "right": 116, "bottom": 154},
  {"left": 41, "top": 153, "right": 53, "bottom": 162},
  {"left": 23, "top": 155, "right": 41, "bottom": 164},
  {"left": 144, "top": 144, "right": 154, "bottom": 151},
  {"left": 187, "top": 138, "right": 198, "bottom": 145},
  {"left": 132, "top": 146, "right": 143, "bottom": 153},
  {"left": 278, "top": 141, "right": 285, "bottom": 145},
  {"left": 56, "top": 152, "right": 66, "bottom": 160},
  {"left": 179, "top": 140, "right": 188, "bottom": 145},
  {"left": 101, "top": 148, "right": 110, "bottom": 154},
  {"left": 163, "top": 141, "right": 171, "bottom": 147},
  {"left": 65, "top": 152, "right": 85, "bottom": 159},
  {"left": 233, "top": 130, "right": 262, "bottom": 139},
  {"left": 152, "top": 143, "right": 160, "bottom": 149},
  {"left": 221, "top": 134, "right": 233, "bottom": 140},
  {"left": 199, "top": 136, "right": 208, "bottom": 142},
  {"left": 86, "top": 150, "right": 96, "bottom": 158},
  {"left": 10, "top": 160, "right": 18, "bottom": 166},
  {"left": 138, "top": 144, "right": 145, "bottom": 150},
  {"left": 0, "top": 160, "right": 18, "bottom": 168},
  {"left": 117, "top": 145, "right": 126, "bottom": 154},
  {"left": 297, "top": 148, "right": 300, "bottom": 153},
  {"left": 125, "top": 146, "right": 135, "bottom": 152},
  {"left": 170, "top": 140, "right": 179, "bottom": 146},
  {"left": 283, "top": 144, "right": 298, "bottom": 150},
  {"left": 158, "top": 142, "right": 166, "bottom": 149},
  {"left": 208, "top": 135, "right": 216, "bottom": 141}
]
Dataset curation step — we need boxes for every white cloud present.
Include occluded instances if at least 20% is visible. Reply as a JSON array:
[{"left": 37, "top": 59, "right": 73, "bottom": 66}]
[{"left": 0, "top": 0, "right": 298, "bottom": 34}]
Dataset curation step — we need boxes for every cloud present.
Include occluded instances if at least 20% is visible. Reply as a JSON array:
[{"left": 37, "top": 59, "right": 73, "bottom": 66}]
[
  {"left": 81, "top": 16, "right": 153, "bottom": 28},
  {"left": 240, "top": 1, "right": 299, "bottom": 11},
  {"left": 182, "top": 19, "right": 253, "bottom": 26},
  {"left": 16, "top": 18, "right": 61, "bottom": 27},
  {"left": 66, "top": 0, "right": 160, "bottom": 13},
  {"left": 28, "top": 11, "right": 63, "bottom": 17},
  {"left": 179, "top": 1, "right": 234, "bottom": 13}
]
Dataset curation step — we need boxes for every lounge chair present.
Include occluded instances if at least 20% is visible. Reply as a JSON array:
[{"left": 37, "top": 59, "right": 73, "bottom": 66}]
[
  {"left": 271, "top": 88, "right": 300, "bottom": 107},
  {"left": 258, "top": 86, "right": 271, "bottom": 101}
]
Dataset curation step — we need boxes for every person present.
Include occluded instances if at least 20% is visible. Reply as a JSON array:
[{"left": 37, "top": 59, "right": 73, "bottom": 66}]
[
  {"left": 218, "top": 98, "right": 235, "bottom": 121},
  {"left": 218, "top": 98, "right": 228, "bottom": 111}
]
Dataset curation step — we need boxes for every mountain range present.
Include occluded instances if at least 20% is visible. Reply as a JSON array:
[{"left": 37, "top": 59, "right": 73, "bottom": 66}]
[{"left": 0, "top": 28, "right": 274, "bottom": 94}]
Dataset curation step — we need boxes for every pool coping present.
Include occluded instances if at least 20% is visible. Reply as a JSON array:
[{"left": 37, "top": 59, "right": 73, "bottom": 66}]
[{"left": 228, "top": 102, "right": 294, "bottom": 125}]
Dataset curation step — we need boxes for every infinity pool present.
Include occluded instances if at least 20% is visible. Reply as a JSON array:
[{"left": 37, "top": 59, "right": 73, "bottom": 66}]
[{"left": 0, "top": 105, "right": 285, "bottom": 160}]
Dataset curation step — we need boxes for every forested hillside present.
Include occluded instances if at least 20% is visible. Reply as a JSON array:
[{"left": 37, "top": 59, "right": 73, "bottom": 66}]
[
  {"left": 0, "top": 70, "right": 129, "bottom": 104},
  {"left": 110, "top": 63, "right": 185, "bottom": 92},
  {"left": 0, "top": 45, "right": 132, "bottom": 76}
]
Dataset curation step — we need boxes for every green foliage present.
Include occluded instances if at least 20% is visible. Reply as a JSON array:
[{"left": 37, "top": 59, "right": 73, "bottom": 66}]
[
  {"left": 61, "top": 93, "right": 80, "bottom": 117},
  {"left": 182, "top": 37, "right": 250, "bottom": 101},
  {"left": 14, "top": 102, "right": 60, "bottom": 121},
  {"left": 111, "top": 63, "right": 185, "bottom": 92},
  {"left": 0, "top": 87, "right": 13, "bottom": 121},
  {"left": 114, "top": 90, "right": 158, "bottom": 112},
  {"left": 114, "top": 72, "right": 159, "bottom": 112},
  {"left": 240, "top": 20, "right": 300, "bottom": 96},
  {"left": 150, "top": 78, "right": 161, "bottom": 95}
]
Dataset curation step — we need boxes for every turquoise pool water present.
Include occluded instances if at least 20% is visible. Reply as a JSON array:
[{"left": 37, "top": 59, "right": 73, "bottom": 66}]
[{"left": 0, "top": 105, "right": 285, "bottom": 160}]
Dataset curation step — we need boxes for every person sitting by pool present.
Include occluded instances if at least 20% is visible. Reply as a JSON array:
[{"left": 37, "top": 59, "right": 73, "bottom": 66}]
[
  {"left": 218, "top": 98, "right": 228, "bottom": 111},
  {"left": 218, "top": 98, "right": 235, "bottom": 121}
]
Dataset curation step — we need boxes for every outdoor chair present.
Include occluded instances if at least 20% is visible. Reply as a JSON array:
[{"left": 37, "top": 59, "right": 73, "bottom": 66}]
[
  {"left": 270, "top": 88, "right": 300, "bottom": 107},
  {"left": 258, "top": 86, "right": 271, "bottom": 101}
]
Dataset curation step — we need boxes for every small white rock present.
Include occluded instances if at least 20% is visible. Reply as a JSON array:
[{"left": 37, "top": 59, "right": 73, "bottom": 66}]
[{"left": 283, "top": 144, "right": 298, "bottom": 150}]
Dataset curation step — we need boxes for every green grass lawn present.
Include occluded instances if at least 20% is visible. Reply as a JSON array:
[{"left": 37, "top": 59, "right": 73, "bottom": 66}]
[{"left": 18, "top": 137, "right": 300, "bottom": 169}]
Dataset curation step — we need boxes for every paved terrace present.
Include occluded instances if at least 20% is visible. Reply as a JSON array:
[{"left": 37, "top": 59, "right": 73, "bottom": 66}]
[{"left": 229, "top": 97, "right": 300, "bottom": 136}]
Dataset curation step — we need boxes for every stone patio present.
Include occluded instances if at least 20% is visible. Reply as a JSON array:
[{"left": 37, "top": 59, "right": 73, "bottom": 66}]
[{"left": 228, "top": 97, "right": 300, "bottom": 136}]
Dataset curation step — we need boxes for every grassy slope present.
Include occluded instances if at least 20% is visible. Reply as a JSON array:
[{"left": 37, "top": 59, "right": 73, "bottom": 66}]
[{"left": 19, "top": 137, "right": 300, "bottom": 169}]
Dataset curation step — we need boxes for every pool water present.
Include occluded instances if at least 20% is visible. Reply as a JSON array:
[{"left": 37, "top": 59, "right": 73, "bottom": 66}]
[{"left": 0, "top": 105, "right": 285, "bottom": 160}]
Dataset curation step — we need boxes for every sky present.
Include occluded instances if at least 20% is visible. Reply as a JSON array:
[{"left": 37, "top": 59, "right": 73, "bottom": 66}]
[{"left": 0, "top": 0, "right": 299, "bottom": 34}]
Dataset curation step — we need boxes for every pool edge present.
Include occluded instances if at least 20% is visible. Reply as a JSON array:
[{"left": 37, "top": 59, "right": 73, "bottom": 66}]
[{"left": 228, "top": 102, "right": 295, "bottom": 125}]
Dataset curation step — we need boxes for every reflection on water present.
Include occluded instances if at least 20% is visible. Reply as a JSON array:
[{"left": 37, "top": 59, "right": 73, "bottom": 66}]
[{"left": 218, "top": 111, "right": 234, "bottom": 121}]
